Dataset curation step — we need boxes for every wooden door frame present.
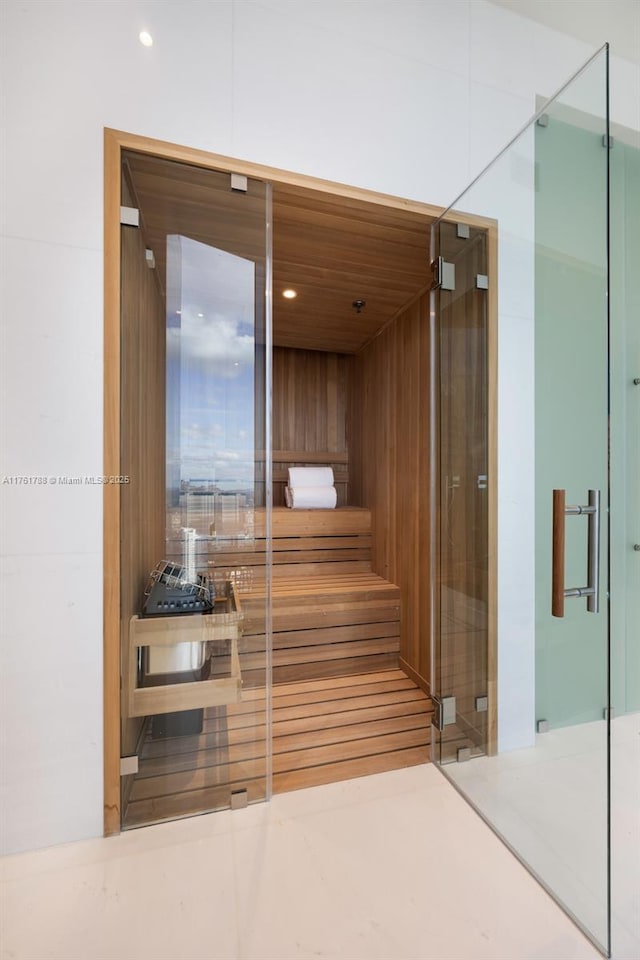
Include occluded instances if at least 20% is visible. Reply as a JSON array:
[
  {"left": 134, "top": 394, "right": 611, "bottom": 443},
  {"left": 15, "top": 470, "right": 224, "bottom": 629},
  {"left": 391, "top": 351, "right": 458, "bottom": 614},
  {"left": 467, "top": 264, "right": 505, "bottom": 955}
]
[{"left": 103, "top": 127, "right": 498, "bottom": 834}]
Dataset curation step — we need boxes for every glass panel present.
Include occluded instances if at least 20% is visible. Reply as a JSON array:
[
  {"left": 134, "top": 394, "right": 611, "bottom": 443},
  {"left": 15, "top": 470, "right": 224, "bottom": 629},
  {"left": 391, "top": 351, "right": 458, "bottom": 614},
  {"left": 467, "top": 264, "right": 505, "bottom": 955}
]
[
  {"left": 431, "top": 48, "right": 610, "bottom": 952},
  {"left": 610, "top": 133, "right": 640, "bottom": 960},
  {"left": 432, "top": 221, "right": 490, "bottom": 763},
  {"left": 120, "top": 154, "right": 271, "bottom": 828}
]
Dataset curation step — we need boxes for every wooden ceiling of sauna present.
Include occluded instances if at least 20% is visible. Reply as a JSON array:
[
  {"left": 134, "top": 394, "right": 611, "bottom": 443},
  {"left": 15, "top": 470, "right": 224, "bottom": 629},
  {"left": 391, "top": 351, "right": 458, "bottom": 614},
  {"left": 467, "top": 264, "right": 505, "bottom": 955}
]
[{"left": 124, "top": 151, "right": 433, "bottom": 354}]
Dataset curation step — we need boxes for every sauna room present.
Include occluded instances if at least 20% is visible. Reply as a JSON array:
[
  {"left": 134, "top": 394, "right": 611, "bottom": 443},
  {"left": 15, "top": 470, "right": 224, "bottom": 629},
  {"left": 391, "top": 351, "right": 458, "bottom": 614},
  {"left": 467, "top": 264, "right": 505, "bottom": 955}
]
[{"left": 113, "top": 140, "right": 490, "bottom": 829}]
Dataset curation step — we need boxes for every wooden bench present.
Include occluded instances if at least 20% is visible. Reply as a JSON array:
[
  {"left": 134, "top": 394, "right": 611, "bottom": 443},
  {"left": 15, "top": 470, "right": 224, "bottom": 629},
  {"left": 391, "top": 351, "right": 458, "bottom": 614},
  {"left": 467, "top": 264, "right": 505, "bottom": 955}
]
[{"left": 209, "top": 507, "right": 401, "bottom": 685}]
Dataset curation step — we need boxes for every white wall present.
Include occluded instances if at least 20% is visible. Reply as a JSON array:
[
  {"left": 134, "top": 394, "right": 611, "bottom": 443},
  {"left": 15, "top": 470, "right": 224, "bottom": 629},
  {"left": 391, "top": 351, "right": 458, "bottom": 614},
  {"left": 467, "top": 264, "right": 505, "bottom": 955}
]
[{"left": 1, "top": 0, "right": 638, "bottom": 854}]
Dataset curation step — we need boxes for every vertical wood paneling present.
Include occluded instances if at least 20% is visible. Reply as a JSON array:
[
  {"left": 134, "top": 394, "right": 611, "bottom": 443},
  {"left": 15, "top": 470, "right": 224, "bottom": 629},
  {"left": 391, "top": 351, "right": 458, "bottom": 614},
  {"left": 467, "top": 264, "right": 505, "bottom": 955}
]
[
  {"left": 350, "top": 293, "right": 432, "bottom": 689},
  {"left": 119, "top": 181, "right": 166, "bottom": 813},
  {"left": 272, "top": 347, "right": 351, "bottom": 505}
]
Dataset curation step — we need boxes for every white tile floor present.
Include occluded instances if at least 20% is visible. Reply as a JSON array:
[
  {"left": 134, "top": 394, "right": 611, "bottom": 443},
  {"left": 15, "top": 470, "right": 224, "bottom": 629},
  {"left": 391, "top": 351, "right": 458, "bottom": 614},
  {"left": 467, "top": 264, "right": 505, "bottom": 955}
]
[
  {"left": 446, "top": 714, "right": 640, "bottom": 960},
  {"left": 0, "top": 764, "right": 602, "bottom": 960}
]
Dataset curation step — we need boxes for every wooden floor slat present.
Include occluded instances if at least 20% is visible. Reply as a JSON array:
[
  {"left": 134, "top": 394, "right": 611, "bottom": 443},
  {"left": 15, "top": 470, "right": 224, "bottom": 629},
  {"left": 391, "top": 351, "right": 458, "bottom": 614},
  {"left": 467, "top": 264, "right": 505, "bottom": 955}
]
[
  {"left": 273, "top": 745, "right": 430, "bottom": 794},
  {"left": 123, "top": 669, "right": 432, "bottom": 829},
  {"left": 142, "top": 697, "right": 431, "bottom": 761},
  {"left": 136, "top": 713, "right": 430, "bottom": 780},
  {"left": 202, "top": 686, "right": 428, "bottom": 728}
]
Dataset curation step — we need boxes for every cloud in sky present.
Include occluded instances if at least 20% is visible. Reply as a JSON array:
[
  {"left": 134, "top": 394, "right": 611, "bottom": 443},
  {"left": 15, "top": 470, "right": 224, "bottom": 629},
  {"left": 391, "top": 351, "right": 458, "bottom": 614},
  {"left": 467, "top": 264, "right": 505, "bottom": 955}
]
[
  {"left": 167, "top": 234, "right": 256, "bottom": 379},
  {"left": 165, "top": 234, "right": 262, "bottom": 487}
]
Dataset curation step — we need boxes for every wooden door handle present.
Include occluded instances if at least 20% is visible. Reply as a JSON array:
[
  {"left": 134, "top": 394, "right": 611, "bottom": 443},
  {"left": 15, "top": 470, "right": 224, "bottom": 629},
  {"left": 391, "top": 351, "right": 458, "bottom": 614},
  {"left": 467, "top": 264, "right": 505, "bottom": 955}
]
[{"left": 552, "top": 489, "right": 566, "bottom": 618}]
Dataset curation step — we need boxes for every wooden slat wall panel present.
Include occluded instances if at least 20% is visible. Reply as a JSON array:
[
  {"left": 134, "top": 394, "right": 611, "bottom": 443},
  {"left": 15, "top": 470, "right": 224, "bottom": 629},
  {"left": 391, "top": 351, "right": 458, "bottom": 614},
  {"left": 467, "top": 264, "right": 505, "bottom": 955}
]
[
  {"left": 120, "top": 179, "right": 166, "bottom": 804},
  {"left": 272, "top": 347, "right": 350, "bottom": 505},
  {"left": 273, "top": 348, "right": 349, "bottom": 452},
  {"left": 349, "top": 293, "right": 432, "bottom": 690}
]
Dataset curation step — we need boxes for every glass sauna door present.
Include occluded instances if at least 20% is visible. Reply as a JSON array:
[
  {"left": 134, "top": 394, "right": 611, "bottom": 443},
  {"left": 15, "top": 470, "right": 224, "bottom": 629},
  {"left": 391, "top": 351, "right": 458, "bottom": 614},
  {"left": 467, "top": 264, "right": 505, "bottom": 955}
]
[
  {"left": 119, "top": 153, "right": 272, "bottom": 828},
  {"left": 431, "top": 47, "right": 612, "bottom": 953}
]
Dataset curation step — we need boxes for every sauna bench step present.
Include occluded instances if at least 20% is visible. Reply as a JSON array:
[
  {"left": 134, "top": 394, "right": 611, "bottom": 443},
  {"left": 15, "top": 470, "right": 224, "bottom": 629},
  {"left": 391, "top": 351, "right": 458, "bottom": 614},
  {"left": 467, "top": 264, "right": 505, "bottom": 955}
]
[
  {"left": 238, "top": 573, "right": 401, "bottom": 684},
  {"left": 249, "top": 506, "right": 372, "bottom": 538},
  {"left": 239, "top": 572, "right": 401, "bottom": 606}
]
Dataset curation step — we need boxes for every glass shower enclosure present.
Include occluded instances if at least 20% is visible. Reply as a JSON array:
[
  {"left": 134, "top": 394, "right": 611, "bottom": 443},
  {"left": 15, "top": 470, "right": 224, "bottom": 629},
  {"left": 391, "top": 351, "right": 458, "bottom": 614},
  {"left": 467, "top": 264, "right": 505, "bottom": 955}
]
[{"left": 430, "top": 44, "right": 639, "bottom": 959}]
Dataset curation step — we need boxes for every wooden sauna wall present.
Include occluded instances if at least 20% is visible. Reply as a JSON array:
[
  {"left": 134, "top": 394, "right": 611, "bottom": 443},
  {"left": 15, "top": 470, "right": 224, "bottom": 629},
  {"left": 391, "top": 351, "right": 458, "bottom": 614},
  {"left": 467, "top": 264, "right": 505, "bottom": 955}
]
[
  {"left": 119, "top": 178, "right": 166, "bottom": 805},
  {"left": 272, "top": 347, "right": 351, "bottom": 505},
  {"left": 349, "top": 293, "right": 432, "bottom": 691}
]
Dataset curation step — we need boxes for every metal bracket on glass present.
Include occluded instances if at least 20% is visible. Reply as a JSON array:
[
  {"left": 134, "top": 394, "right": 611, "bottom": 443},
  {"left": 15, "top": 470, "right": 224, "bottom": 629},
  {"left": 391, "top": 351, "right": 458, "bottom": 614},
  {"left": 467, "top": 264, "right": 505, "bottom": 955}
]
[
  {"left": 552, "top": 489, "right": 600, "bottom": 617},
  {"left": 120, "top": 755, "right": 139, "bottom": 776},
  {"left": 231, "top": 789, "right": 248, "bottom": 809},
  {"left": 431, "top": 256, "right": 455, "bottom": 292},
  {"left": 230, "top": 173, "right": 248, "bottom": 192},
  {"left": 432, "top": 695, "right": 456, "bottom": 731},
  {"left": 120, "top": 205, "right": 139, "bottom": 227}
]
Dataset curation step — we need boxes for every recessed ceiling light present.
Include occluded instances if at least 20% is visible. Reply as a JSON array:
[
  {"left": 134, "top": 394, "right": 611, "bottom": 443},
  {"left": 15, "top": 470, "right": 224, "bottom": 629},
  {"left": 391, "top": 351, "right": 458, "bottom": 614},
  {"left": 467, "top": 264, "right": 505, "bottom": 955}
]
[
  {"left": 175, "top": 310, "right": 181, "bottom": 316},
  {"left": 282, "top": 289, "right": 297, "bottom": 299},
  {"left": 197, "top": 312, "right": 204, "bottom": 318},
  {"left": 139, "top": 31, "right": 153, "bottom": 47}
]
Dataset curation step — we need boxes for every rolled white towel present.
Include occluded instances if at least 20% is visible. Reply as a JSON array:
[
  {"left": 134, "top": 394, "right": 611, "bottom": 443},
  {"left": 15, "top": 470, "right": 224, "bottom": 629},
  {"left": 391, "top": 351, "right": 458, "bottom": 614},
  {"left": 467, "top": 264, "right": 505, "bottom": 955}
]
[
  {"left": 288, "top": 466, "right": 334, "bottom": 488},
  {"left": 286, "top": 485, "right": 337, "bottom": 509}
]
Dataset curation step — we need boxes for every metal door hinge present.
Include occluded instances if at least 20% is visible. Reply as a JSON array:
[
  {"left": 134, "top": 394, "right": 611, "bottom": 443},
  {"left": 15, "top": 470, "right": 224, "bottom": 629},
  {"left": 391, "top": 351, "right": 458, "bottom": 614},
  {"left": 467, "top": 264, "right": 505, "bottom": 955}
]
[
  {"left": 433, "top": 695, "right": 456, "bottom": 731},
  {"left": 476, "top": 274, "right": 489, "bottom": 290},
  {"left": 431, "top": 256, "right": 455, "bottom": 292},
  {"left": 536, "top": 719, "right": 549, "bottom": 734},
  {"left": 456, "top": 223, "right": 470, "bottom": 239},
  {"left": 231, "top": 789, "right": 248, "bottom": 809},
  {"left": 120, "top": 206, "right": 139, "bottom": 227},
  {"left": 475, "top": 695, "right": 488, "bottom": 712},
  {"left": 145, "top": 249, "right": 156, "bottom": 269}
]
